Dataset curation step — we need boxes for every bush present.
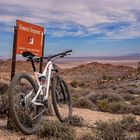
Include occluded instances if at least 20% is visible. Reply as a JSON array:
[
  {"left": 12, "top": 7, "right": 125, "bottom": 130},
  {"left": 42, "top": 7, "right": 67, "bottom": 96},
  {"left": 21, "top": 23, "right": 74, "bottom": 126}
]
[
  {"left": 88, "top": 92, "right": 123, "bottom": 104},
  {"left": 0, "top": 81, "right": 8, "bottom": 95},
  {"left": 71, "top": 93, "right": 81, "bottom": 104},
  {"left": 127, "top": 88, "right": 140, "bottom": 95},
  {"left": 94, "top": 116, "right": 140, "bottom": 140},
  {"left": 103, "top": 74, "right": 113, "bottom": 81},
  {"left": 65, "top": 115, "right": 84, "bottom": 126},
  {"left": 40, "top": 120, "right": 76, "bottom": 140},
  {"left": 120, "top": 115, "right": 140, "bottom": 132},
  {"left": 87, "top": 93, "right": 98, "bottom": 104},
  {"left": 70, "top": 80, "right": 78, "bottom": 88},
  {"left": 74, "top": 98, "right": 95, "bottom": 110},
  {"left": 80, "top": 89, "right": 93, "bottom": 96},
  {"left": 107, "top": 102, "right": 131, "bottom": 114},
  {"left": 79, "top": 82, "right": 86, "bottom": 88},
  {"left": 95, "top": 120, "right": 126, "bottom": 140},
  {"left": 131, "top": 105, "right": 140, "bottom": 115},
  {"left": 121, "top": 93, "right": 136, "bottom": 101},
  {"left": 131, "top": 97, "right": 140, "bottom": 105},
  {"left": 97, "top": 93, "right": 123, "bottom": 103},
  {"left": 136, "top": 133, "right": 140, "bottom": 140},
  {"left": 0, "top": 93, "right": 8, "bottom": 117},
  {"left": 79, "top": 133, "right": 96, "bottom": 140},
  {"left": 120, "top": 115, "right": 136, "bottom": 127},
  {"left": 97, "top": 99, "right": 109, "bottom": 112},
  {"left": 7, "top": 110, "right": 33, "bottom": 131},
  {"left": 120, "top": 116, "right": 135, "bottom": 130}
]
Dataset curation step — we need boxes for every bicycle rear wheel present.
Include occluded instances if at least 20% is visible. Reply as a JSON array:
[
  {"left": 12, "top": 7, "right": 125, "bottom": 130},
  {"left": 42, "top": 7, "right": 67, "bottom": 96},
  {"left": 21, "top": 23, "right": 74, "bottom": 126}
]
[
  {"left": 8, "top": 73, "right": 42, "bottom": 134},
  {"left": 52, "top": 76, "right": 72, "bottom": 122}
]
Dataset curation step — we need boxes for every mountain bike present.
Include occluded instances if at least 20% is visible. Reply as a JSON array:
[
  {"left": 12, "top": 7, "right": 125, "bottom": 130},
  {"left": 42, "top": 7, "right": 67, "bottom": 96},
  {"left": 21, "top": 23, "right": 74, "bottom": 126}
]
[{"left": 8, "top": 50, "right": 72, "bottom": 134}]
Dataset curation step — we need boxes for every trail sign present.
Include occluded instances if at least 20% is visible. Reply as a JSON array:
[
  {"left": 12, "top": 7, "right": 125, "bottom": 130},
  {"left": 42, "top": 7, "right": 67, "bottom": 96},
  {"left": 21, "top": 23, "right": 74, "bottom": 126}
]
[
  {"left": 16, "top": 20, "right": 44, "bottom": 57},
  {"left": 11, "top": 20, "right": 45, "bottom": 79}
]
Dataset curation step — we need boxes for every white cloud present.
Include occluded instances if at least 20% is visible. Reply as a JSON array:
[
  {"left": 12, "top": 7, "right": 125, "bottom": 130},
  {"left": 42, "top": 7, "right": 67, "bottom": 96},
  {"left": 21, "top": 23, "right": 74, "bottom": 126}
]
[{"left": 0, "top": 0, "right": 140, "bottom": 39}]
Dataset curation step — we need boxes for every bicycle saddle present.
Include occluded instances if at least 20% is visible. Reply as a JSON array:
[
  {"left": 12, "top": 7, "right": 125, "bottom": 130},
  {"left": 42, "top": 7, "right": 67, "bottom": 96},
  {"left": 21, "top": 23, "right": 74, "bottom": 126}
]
[{"left": 22, "top": 51, "right": 36, "bottom": 58}]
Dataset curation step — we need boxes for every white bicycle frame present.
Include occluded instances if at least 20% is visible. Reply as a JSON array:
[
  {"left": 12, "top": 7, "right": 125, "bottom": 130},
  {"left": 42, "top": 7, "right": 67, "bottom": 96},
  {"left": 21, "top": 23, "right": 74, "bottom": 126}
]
[{"left": 25, "top": 60, "right": 54, "bottom": 106}]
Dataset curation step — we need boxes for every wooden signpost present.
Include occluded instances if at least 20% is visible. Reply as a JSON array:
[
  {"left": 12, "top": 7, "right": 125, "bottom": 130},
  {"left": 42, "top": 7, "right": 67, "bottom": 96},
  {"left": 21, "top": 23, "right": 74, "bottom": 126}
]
[{"left": 11, "top": 20, "right": 45, "bottom": 79}]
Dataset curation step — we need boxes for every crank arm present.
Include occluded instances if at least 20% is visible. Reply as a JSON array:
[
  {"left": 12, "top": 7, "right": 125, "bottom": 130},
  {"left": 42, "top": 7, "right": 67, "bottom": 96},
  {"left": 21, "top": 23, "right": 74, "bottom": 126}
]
[{"left": 32, "top": 101, "right": 44, "bottom": 106}]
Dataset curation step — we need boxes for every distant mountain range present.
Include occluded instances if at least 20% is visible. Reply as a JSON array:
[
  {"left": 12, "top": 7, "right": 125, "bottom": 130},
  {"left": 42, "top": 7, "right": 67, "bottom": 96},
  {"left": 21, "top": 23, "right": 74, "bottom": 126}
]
[
  {"left": 0, "top": 53, "right": 140, "bottom": 61},
  {"left": 59, "top": 53, "right": 140, "bottom": 62}
]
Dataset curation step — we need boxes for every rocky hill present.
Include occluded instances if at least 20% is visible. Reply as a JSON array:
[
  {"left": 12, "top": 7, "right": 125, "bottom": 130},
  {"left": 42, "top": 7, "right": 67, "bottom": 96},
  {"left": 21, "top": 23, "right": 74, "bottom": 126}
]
[
  {"left": 61, "top": 62, "right": 137, "bottom": 89},
  {"left": 0, "top": 60, "right": 138, "bottom": 88}
]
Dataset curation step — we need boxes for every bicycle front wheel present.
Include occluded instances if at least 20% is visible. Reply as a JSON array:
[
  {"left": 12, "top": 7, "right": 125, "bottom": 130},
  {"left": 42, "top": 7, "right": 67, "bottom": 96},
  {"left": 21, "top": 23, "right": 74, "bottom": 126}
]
[
  {"left": 52, "top": 76, "right": 72, "bottom": 122},
  {"left": 8, "top": 73, "right": 42, "bottom": 134}
]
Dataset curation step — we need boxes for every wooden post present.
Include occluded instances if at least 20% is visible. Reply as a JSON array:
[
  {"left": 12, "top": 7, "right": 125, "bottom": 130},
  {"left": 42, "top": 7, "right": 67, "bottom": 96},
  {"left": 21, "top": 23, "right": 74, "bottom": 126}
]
[
  {"left": 39, "top": 34, "right": 45, "bottom": 73},
  {"left": 11, "top": 26, "right": 18, "bottom": 79},
  {"left": 7, "top": 26, "right": 18, "bottom": 129}
]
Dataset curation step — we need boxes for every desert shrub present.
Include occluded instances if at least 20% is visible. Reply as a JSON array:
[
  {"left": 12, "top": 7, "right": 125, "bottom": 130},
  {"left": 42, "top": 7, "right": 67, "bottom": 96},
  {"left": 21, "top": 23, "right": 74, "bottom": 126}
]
[
  {"left": 97, "top": 93, "right": 123, "bottom": 103},
  {"left": 136, "top": 133, "right": 140, "bottom": 140},
  {"left": 69, "top": 87, "right": 77, "bottom": 94},
  {"left": 65, "top": 115, "right": 84, "bottom": 126},
  {"left": 74, "top": 98, "right": 95, "bottom": 110},
  {"left": 120, "top": 115, "right": 140, "bottom": 132},
  {"left": 126, "top": 88, "right": 140, "bottom": 95},
  {"left": 122, "top": 116, "right": 140, "bottom": 134},
  {"left": 130, "top": 105, "right": 140, "bottom": 115},
  {"left": 97, "top": 99, "right": 109, "bottom": 112},
  {"left": 7, "top": 118, "right": 17, "bottom": 130},
  {"left": 40, "top": 120, "right": 76, "bottom": 140},
  {"left": 21, "top": 114, "right": 34, "bottom": 127},
  {"left": 7, "top": 111, "right": 33, "bottom": 131},
  {"left": 131, "top": 97, "right": 140, "bottom": 105},
  {"left": 107, "top": 102, "right": 131, "bottom": 114},
  {"left": 95, "top": 116, "right": 140, "bottom": 140},
  {"left": 103, "top": 74, "right": 113, "bottom": 81},
  {"left": 88, "top": 92, "right": 123, "bottom": 104},
  {"left": 80, "top": 89, "right": 93, "bottom": 96},
  {"left": 87, "top": 93, "right": 98, "bottom": 104},
  {"left": 121, "top": 93, "right": 136, "bottom": 101},
  {"left": 0, "top": 93, "right": 8, "bottom": 117},
  {"left": 120, "top": 115, "right": 136, "bottom": 127},
  {"left": 79, "top": 82, "right": 86, "bottom": 88},
  {"left": 131, "top": 123, "right": 140, "bottom": 132},
  {"left": 0, "top": 81, "right": 8, "bottom": 95},
  {"left": 70, "top": 80, "right": 78, "bottom": 88},
  {"left": 79, "top": 133, "right": 96, "bottom": 140},
  {"left": 71, "top": 93, "right": 81, "bottom": 104},
  {"left": 95, "top": 120, "right": 126, "bottom": 140}
]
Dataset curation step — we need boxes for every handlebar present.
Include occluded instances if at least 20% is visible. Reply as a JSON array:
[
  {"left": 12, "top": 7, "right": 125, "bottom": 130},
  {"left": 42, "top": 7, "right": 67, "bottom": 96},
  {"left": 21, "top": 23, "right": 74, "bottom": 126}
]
[
  {"left": 22, "top": 50, "right": 72, "bottom": 63},
  {"left": 43, "top": 49, "right": 72, "bottom": 60}
]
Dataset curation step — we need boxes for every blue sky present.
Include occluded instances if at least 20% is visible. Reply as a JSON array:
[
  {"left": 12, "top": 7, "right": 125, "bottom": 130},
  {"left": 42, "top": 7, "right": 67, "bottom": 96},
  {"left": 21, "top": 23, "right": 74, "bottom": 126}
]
[{"left": 0, "top": 0, "right": 140, "bottom": 57}]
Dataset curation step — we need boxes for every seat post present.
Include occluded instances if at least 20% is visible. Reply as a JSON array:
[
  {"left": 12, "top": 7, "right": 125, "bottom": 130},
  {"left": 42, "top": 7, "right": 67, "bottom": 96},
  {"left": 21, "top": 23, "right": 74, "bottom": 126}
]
[{"left": 31, "top": 60, "right": 36, "bottom": 72}]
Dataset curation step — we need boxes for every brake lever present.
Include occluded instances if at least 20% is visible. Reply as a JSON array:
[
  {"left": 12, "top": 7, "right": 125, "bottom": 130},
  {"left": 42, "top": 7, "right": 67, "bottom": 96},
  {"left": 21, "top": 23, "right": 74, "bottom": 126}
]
[
  {"left": 66, "top": 53, "right": 71, "bottom": 56},
  {"left": 34, "top": 58, "right": 41, "bottom": 63},
  {"left": 60, "top": 53, "right": 71, "bottom": 58}
]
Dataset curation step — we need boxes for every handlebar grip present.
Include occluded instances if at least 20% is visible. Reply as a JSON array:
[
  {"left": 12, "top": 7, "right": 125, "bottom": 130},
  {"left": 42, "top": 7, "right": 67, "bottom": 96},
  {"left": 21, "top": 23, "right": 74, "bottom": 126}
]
[{"left": 65, "top": 50, "right": 72, "bottom": 54}]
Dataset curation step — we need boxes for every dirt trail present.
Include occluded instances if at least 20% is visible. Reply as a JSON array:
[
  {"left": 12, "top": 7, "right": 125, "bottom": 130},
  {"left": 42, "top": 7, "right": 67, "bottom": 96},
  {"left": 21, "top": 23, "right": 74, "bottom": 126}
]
[
  {"left": 73, "top": 108, "right": 140, "bottom": 126},
  {"left": 0, "top": 108, "right": 140, "bottom": 140}
]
